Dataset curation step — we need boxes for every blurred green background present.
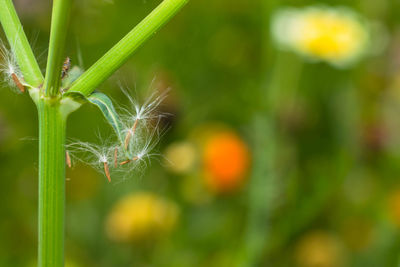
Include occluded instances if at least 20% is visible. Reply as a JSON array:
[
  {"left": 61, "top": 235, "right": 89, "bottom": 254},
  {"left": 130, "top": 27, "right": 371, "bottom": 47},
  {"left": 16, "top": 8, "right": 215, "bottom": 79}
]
[{"left": 2, "top": 0, "right": 400, "bottom": 266}]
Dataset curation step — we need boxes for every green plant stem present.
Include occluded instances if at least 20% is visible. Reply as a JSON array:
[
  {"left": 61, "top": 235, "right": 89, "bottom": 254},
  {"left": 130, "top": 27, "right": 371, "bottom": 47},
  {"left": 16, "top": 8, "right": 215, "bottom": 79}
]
[
  {"left": 44, "top": 0, "right": 72, "bottom": 97},
  {"left": 0, "top": 2, "right": 187, "bottom": 266},
  {"left": 239, "top": 116, "right": 276, "bottom": 267},
  {"left": 38, "top": 0, "right": 71, "bottom": 261},
  {"left": 37, "top": 99, "right": 66, "bottom": 267},
  {"left": 239, "top": 1, "right": 302, "bottom": 264},
  {"left": 0, "top": 0, "right": 43, "bottom": 87},
  {"left": 68, "top": 0, "right": 188, "bottom": 97}
]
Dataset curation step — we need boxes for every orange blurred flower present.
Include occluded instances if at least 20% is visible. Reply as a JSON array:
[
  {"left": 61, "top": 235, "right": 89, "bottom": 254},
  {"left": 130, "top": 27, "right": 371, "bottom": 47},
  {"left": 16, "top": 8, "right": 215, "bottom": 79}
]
[{"left": 202, "top": 130, "right": 250, "bottom": 193}]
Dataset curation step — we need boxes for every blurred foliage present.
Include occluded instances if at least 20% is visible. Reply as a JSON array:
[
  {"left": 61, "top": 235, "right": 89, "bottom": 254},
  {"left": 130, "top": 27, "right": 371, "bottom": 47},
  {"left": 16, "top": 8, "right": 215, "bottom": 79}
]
[{"left": 2, "top": 0, "right": 400, "bottom": 266}]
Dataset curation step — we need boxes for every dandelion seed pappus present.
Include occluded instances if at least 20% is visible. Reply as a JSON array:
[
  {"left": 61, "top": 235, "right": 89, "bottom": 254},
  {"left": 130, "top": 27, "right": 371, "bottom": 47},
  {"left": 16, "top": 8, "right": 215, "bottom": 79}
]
[
  {"left": 66, "top": 88, "right": 166, "bottom": 182},
  {"left": 66, "top": 151, "right": 72, "bottom": 168},
  {"left": 124, "top": 119, "right": 139, "bottom": 150},
  {"left": 11, "top": 73, "right": 25, "bottom": 93},
  {"left": 0, "top": 41, "right": 28, "bottom": 93},
  {"left": 114, "top": 147, "right": 118, "bottom": 168},
  {"left": 104, "top": 162, "right": 111, "bottom": 182},
  {"left": 124, "top": 130, "right": 132, "bottom": 150},
  {"left": 120, "top": 159, "right": 131, "bottom": 166},
  {"left": 120, "top": 156, "right": 139, "bottom": 166}
]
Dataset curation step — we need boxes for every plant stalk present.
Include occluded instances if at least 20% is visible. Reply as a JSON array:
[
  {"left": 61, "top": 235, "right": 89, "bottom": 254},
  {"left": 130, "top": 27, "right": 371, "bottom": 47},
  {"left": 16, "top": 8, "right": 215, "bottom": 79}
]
[
  {"left": 0, "top": 0, "right": 43, "bottom": 87},
  {"left": 68, "top": 0, "right": 188, "bottom": 97},
  {"left": 239, "top": 2, "right": 301, "bottom": 266},
  {"left": 37, "top": 99, "right": 66, "bottom": 267},
  {"left": 0, "top": 1, "right": 188, "bottom": 266},
  {"left": 44, "top": 0, "right": 72, "bottom": 97}
]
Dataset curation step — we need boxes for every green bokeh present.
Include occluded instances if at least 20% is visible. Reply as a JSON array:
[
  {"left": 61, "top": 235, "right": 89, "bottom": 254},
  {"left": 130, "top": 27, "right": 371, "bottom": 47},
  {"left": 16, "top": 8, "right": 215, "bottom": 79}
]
[{"left": 1, "top": 0, "right": 400, "bottom": 266}]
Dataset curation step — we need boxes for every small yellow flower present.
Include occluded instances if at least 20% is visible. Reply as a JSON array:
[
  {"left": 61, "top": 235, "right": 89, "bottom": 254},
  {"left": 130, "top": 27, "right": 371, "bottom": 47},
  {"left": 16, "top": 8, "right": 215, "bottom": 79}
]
[
  {"left": 387, "top": 188, "right": 400, "bottom": 228},
  {"left": 164, "top": 141, "right": 197, "bottom": 174},
  {"left": 105, "top": 192, "right": 179, "bottom": 242},
  {"left": 295, "top": 231, "right": 345, "bottom": 267},
  {"left": 271, "top": 6, "right": 370, "bottom": 67}
]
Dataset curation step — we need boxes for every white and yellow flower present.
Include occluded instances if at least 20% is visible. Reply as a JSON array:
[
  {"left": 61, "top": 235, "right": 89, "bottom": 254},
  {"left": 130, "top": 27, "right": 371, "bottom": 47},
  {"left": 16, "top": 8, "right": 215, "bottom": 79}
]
[{"left": 271, "top": 6, "right": 371, "bottom": 67}]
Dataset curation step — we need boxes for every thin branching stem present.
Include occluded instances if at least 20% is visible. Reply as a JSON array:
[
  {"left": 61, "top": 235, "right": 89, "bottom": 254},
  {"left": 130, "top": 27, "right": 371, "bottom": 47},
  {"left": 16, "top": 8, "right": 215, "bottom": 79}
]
[
  {"left": 0, "top": 1, "right": 187, "bottom": 266},
  {"left": 68, "top": 0, "right": 188, "bottom": 97},
  {"left": 0, "top": 0, "right": 43, "bottom": 87},
  {"left": 44, "top": 0, "right": 72, "bottom": 97}
]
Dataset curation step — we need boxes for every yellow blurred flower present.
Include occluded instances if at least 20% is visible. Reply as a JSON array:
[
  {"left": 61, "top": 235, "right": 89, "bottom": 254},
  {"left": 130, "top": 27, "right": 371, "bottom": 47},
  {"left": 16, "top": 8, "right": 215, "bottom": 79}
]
[
  {"left": 29, "top": 259, "right": 80, "bottom": 267},
  {"left": 340, "top": 217, "right": 374, "bottom": 252},
  {"left": 105, "top": 192, "right": 179, "bottom": 242},
  {"left": 271, "top": 6, "right": 370, "bottom": 67},
  {"left": 65, "top": 260, "right": 80, "bottom": 267},
  {"left": 387, "top": 188, "right": 400, "bottom": 228},
  {"left": 164, "top": 141, "right": 197, "bottom": 174},
  {"left": 295, "top": 231, "right": 345, "bottom": 267}
]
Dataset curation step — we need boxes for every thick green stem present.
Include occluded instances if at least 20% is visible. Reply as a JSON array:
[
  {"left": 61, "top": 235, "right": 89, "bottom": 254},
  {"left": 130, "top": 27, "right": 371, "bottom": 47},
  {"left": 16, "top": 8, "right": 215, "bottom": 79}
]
[
  {"left": 0, "top": 0, "right": 44, "bottom": 87},
  {"left": 37, "top": 99, "right": 66, "bottom": 267},
  {"left": 68, "top": 0, "right": 188, "bottom": 97},
  {"left": 44, "top": 0, "right": 72, "bottom": 97},
  {"left": 0, "top": 1, "right": 187, "bottom": 266}
]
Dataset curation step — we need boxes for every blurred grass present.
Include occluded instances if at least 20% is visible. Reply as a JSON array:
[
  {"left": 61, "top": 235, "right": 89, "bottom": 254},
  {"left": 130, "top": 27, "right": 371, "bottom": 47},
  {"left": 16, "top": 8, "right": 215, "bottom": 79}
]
[{"left": 2, "top": 0, "right": 400, "bottom": 266}]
